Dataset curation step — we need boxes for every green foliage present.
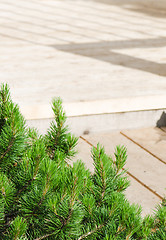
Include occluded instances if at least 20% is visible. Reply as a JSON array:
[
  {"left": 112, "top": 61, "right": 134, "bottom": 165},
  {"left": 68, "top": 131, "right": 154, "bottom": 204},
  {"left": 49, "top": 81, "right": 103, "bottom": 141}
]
[
  {"left": 0, "top": 84, "right": 27, "bottom": 172},
  {"left": 45, "top": 98, "right": 78, "bottom": 162},
  {"left": 0, "top": 84, "right": 165, "bottom": 239}
]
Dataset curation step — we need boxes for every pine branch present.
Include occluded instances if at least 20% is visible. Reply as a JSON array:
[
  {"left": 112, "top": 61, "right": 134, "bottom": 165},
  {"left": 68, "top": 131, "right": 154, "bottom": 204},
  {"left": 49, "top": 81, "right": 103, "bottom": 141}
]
[
  {"left": 98, "top": 151, "right": 106, "bottom": 206},
  {"left": 16, "top": 178, "right": 34, "bottom": 196},
  {"left": 63, "top": 208, "right": 73, "bottom": 227},
  {"left": 78, "top": 223, "right": 104, "bottom": 240},
  {"left": 16, "top": 156, "right": 41, "bottom": 196},
  {"left": 0, "top": 137, "right": 14, "bottom": 161},
  {"left": 53, "top": 212, "right": 64, "bottom": 225},
  {"left": 92, "top": 146, "right": 107, "bottom": 206},
  {"left": 34, "top": 232, "right": 55, "bottom": 240}
]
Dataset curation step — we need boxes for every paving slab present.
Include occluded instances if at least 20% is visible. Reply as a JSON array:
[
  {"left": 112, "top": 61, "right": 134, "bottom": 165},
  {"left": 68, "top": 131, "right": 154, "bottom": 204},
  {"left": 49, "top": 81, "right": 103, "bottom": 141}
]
[
  {"left": 124, "top": 175, "right": 160, "bottom": 217},
  {"left": 121, "top": 127, "right": 166, "bottom": 164},
  {"left": 0, "top": 0, "right": 166, "bottom": 129},
  {"left": 73, "top": 135, "right": 161, "bottom": 216}
]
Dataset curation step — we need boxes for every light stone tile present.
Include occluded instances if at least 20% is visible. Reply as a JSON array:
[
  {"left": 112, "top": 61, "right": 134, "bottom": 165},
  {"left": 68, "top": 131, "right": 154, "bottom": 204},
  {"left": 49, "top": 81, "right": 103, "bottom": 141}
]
[{"left": 122, "top": 127, "right": 166, "bottom": 164}]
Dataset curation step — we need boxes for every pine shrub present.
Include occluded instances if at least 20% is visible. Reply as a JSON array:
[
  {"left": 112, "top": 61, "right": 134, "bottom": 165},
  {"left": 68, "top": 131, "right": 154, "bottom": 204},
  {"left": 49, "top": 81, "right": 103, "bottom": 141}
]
[{"left": 0, "top": 84, "right": 165, "bottom": 239}]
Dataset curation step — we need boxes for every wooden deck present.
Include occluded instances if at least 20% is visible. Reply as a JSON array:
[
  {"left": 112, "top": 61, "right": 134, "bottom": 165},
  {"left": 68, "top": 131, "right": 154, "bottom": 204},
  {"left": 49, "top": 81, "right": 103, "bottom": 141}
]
[{"left": 74, "top": 127, "right": 166, "bottom": 217}]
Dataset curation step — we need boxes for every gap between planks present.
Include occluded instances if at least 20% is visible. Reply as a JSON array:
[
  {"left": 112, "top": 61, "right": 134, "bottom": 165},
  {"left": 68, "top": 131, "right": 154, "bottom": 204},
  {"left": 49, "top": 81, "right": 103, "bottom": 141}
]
[
  {"left": 120, "top": 130, "right": 166, "bottom": 166},
  {"left": 80, "top": 135, "right": 163, "bottom": 201}
]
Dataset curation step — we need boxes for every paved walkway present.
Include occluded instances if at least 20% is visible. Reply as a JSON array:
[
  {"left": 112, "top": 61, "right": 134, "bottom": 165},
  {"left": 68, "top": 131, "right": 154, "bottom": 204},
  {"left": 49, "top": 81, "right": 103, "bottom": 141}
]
[
  {"left": 75, "top": 126, "right": 166, "bottom": 216},
  {"left": 0, "top": 0, "right": 166, "bottom": 114}
]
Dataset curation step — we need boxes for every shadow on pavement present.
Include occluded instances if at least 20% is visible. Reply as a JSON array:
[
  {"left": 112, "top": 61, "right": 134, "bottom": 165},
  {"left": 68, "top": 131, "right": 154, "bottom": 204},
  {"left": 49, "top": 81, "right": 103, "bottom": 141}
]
[
  {"left": 93, "top": 0, "right": 166, "bottom": 18},
  {"left": 52, "top": 37, "right": 166, "bottom": 77}
]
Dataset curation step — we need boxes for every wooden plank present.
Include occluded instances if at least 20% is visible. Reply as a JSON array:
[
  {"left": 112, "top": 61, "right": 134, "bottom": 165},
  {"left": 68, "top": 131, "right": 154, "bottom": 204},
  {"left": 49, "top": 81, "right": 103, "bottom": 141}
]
[
  {"left": 73, "top": 137, "right": 161, "bottom": 216},
  {"left": 121, "top": 127, "right": 166, "bottom": 164},
  {"left": 83, "top": 132, "right": 166, "bottom": 198}
]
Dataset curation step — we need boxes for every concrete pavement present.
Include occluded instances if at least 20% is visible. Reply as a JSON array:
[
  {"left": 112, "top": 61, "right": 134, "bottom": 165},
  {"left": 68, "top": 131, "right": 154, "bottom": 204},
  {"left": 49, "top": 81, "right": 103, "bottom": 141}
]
[{"left": 0, "top": 0, "right": 166, "bottom": 134}]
